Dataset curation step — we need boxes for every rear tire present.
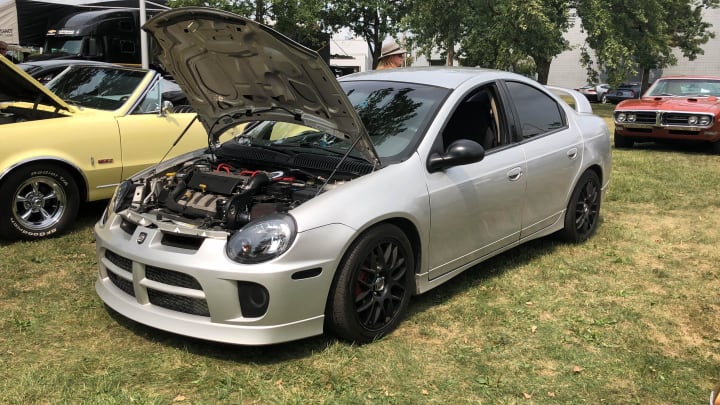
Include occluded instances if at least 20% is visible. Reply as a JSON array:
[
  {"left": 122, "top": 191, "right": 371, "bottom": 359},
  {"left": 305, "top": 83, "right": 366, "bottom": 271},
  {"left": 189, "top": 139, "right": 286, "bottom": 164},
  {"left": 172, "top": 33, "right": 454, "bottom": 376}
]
[
  {"left": 614, "top": 131, "right": 634, "bottom": 148},
  {"left": 0, "top": 164, "right": 80, "bottom": 241},
  {"left": 559, "top": 171, "right": 601, "bottom": 243},
  {"left": 326, "top": 224, "right": 414, "bottom": 343}
]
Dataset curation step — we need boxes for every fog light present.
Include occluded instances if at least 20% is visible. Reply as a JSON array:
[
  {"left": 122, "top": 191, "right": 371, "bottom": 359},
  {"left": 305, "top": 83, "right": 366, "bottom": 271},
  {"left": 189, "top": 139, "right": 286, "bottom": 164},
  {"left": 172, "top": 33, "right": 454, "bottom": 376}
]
[{"left": 237, "top": 281, "right": 269, "bottom": 318}]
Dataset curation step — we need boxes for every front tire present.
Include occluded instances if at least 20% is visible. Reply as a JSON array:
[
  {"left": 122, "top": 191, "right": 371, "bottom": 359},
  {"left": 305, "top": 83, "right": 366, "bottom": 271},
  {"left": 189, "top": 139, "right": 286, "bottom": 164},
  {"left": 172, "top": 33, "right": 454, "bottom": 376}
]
[
  {"left": 614, "top": 130, "right": 634, "bottom": 148},
  {"left": 326, "top": 224, "right": 414, "bottom": 343},
  {"left": 0, "top": 164, "right": 80, "bottom": 241},
  {"left": 559, "top": 171, "right": 601, "bottom": 243},
  {"left": 711, "top": 141, "right": 720, "bottom": 155}
]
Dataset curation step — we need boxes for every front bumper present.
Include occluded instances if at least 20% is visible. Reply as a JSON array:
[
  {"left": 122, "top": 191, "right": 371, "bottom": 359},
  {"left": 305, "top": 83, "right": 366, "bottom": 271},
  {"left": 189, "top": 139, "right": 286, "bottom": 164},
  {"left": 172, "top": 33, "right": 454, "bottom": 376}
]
[
  {"left": 94, "top": 211, "right": 356, "bottom": 345},
  {"left": 615, "top": 125, "right": 720, "bottom": 142}
]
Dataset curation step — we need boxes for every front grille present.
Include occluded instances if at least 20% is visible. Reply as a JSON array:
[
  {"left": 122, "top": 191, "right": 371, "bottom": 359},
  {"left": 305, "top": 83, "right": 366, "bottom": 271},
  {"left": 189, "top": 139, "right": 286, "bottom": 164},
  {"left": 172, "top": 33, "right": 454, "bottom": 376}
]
[
  {"left": 661, "top": 113, "right": 711, "bottom": 127},
  {"left": 106, "top": 250, "right": 132, "bottom": 271},
  {"left": 108, "top": 271, "right": 135, "bottom": 297},
  {"left": 160, "top": 233, "right": 204, "bottom": 250},
  {"left": 120, "top": 218, "right": 137, "bottom": 235},
  {"left": 632, "top": 112, "right": 657, "bottom": 125},
  {"left": 148, "top": 289, "right": 210, "bottom": 317},
  {"left": 103, "top": 249, "right": 209, "bottom": 317},
  {"left": 146, "top": 265, "right": 202, "bottom": 290}
]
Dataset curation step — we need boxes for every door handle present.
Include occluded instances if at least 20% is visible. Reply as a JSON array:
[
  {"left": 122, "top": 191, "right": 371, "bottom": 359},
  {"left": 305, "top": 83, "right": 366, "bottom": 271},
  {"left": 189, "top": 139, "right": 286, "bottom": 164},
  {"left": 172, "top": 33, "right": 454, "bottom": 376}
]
[
  {"left": 567, "top": 148, "right": 578, "bottom": 160},
  {"left": 507, "top": 167, "right": 523, "bottom": 181}
]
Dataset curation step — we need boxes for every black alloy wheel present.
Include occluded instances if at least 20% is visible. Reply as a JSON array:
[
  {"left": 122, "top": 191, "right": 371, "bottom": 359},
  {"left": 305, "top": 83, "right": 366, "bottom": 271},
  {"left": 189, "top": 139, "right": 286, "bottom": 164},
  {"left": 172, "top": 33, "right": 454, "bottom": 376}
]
[
  {"left": 559, "top": 170, "right": 601, "bottom": 243},
  {"left": 326, "top": 223, "right": 414, "bottom": 343}
]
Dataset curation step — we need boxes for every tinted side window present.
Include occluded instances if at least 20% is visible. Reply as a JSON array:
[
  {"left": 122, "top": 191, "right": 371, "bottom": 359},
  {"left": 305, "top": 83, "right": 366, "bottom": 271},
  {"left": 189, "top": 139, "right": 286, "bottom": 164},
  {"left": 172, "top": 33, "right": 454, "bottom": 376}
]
[{"left": 505, "top": 81, "right": 565, "bottom": 140}]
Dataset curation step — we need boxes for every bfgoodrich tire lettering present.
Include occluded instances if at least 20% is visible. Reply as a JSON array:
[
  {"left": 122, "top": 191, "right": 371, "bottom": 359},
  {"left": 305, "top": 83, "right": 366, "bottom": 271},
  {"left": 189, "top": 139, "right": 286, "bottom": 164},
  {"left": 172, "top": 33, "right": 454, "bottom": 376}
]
[
  {"left": 559, "top": 170, "right": 601, "bottom": 243},
  {"left": 0, "top": 164, "right": 80, "bottom": 241},
  {"left": 326, "top": 223, "right": 414, "bottom": 343}
]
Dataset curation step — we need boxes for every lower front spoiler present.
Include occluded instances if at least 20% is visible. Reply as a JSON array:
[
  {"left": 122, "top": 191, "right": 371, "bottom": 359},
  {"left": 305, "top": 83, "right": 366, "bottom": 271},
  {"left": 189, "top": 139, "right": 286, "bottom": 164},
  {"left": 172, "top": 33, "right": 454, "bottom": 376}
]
[{"left": 96, "top": 277, "right": 325, "bottom": 345}]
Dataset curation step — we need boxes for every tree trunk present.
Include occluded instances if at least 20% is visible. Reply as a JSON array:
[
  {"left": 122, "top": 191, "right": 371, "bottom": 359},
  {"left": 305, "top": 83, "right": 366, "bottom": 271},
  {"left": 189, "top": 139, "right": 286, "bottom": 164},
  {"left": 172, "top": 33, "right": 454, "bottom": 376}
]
[
  {"left": 535, "top": 57, "right": 551, "bottom": 85},
  {"left": 640, "top": 67, "right": 651, "bottom": 95},
  {"left": 254, "top": 0, "right": 265, "bottom": 22},
  {"left": 446, "top": 46, "right": 454, "bottom": 66}
]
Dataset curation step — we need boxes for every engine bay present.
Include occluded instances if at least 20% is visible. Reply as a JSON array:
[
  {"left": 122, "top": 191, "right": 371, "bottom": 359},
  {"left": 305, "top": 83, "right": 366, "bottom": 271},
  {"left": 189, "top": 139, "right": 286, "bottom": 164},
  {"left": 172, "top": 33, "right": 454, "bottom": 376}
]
[{"left": 120, "top": 152, "right": 365, "bottom": 234}]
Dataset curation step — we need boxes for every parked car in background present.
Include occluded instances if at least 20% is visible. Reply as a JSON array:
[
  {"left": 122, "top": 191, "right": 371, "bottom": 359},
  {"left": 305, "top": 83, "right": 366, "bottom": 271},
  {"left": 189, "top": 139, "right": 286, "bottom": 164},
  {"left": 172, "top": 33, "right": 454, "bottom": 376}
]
[
  {"left": 604, "top": 82, "right": 642, "bottom": 104},
  {"left": 0, "top": 57, "right": 209, "bottom": 241},
  {"left": 18, "top": 59, "right": 117, "bottom": 84},
  {"left": 577, "top": 83, "right": 610, "bottom": 103},
  {"left": 94, "top": 7, "right": 612, "bottom": 346},
  {"left": 614, "top": 76, "right": 720, "bottom": 153}
]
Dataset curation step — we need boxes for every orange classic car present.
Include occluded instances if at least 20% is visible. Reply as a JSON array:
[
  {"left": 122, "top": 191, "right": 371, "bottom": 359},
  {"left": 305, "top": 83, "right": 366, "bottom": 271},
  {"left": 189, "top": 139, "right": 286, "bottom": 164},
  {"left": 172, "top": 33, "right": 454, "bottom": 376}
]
[{"left": 613, "top": 76, "right": 720, "bottom": 153}]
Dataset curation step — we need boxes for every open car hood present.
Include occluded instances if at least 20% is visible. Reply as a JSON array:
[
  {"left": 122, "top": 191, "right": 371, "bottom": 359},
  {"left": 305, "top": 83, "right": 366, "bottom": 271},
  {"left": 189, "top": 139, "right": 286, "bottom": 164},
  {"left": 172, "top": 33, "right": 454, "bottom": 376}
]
[
  {"left": 0, "top": 56, "right": 71, "bottom": 111},
  {"left": 143, "top": 7, "right": 379, "bottom": 165}
]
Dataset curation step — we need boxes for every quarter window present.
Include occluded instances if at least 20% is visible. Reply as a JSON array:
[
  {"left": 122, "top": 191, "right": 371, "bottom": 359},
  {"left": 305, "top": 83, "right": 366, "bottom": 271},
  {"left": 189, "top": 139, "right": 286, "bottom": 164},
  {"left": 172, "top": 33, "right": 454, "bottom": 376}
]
[{"left": 505, "top": 81, "right": 565, "bottom": 140}]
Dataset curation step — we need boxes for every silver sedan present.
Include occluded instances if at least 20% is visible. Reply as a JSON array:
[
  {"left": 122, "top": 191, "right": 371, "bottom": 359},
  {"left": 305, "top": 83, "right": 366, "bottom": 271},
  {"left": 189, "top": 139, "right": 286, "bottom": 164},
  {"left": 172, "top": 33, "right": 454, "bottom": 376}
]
[{"left": 94, "top": 7, "right": 612, "bottom": 345}]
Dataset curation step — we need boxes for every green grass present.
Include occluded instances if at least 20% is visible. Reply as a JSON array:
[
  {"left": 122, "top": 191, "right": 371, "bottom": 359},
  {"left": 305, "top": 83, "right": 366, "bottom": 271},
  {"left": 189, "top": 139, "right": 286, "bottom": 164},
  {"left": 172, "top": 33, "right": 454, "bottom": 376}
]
[{"left": 2, "top": 104, "right": 720, "bottom": 404}]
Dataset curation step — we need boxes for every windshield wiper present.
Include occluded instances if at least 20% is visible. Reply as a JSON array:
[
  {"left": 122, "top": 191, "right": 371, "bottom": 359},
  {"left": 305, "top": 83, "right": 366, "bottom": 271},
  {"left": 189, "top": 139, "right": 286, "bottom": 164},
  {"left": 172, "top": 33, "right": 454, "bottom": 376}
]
[{"left": 271, "top": 139, "right": 367, "bottom": 161}]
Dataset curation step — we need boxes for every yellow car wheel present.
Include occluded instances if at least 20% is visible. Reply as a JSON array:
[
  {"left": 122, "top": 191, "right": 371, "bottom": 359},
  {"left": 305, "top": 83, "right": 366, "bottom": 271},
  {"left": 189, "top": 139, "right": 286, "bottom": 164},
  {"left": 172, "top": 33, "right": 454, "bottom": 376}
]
[{"left": 0, "top": 164, "right": 79, "bottom": 241}]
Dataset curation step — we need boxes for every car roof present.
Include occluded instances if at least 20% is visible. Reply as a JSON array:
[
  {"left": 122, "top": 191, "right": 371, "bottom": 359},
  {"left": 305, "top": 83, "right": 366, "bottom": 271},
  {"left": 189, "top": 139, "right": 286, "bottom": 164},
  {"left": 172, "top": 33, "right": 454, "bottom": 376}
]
[
  {"left": 654, "top": 75, "right": 720, "bottom": 80},
  {"left": 338, "top": 67, "right": 530, "bottom": 89},
  {"left": 18, "top": 59, "right": 117, "bottom": 69}
]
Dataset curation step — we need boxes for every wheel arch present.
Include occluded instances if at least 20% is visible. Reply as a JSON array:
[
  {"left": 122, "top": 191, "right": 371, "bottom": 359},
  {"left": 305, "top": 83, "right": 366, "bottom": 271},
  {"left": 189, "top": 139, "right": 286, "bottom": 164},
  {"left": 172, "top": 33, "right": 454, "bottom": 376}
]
[
  {"left": 585, "top": 163, "right": 604, "bottom": 189},
  {"left": 0, "top": 158, "right": 90, "bottom": 202},
  {"left": 338, "top": 216, "right": 422, "bottom": 292}
]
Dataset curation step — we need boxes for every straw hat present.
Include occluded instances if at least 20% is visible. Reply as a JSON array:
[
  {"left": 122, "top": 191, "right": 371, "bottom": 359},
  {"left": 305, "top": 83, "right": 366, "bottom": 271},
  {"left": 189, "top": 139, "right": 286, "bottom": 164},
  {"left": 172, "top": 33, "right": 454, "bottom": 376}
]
[{"left": 380, "top": 40, "right": 407, "bottom": 58}]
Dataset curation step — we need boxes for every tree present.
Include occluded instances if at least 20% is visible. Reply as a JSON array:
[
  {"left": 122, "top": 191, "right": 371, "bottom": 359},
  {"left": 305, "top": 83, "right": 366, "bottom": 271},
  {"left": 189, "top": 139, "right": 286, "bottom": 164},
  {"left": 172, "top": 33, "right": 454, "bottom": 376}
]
[
  {"left": 401, "top": 0, "right": 472, "bottom": 66},
  {"left": 322, "top": 1, "right": 410, "bottom": 69},
  {"left": 166, "top": 0, "right": 327, "bottom": 56},
  {"left": 167, "top": 0, "right": 261, "bottom": 20},
  {"left": 459, "top": 0, "right": 571, "bottom": 84},
  {"left": 575, "top": 0, "right": 720, "bottom": 90}
]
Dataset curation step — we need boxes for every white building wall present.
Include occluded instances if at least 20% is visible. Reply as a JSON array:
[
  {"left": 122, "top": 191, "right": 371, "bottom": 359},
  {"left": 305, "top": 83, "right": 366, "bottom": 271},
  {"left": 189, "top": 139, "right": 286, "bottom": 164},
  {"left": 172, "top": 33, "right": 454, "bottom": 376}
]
[
  {"left": 548, "top": 8, "right": 720, "bottom": 88},
  {"left": 329, "top": 38, "right": 371, "bottom": 74},
  {"left": 329, "top": 8, "right": 720, "bottom": 84}
]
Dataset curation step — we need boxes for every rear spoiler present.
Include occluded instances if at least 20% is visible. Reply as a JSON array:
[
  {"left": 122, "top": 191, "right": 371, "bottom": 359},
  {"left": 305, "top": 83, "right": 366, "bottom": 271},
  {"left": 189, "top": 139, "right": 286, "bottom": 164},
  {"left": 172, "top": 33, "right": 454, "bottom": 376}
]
[{"left": 545, "top": 85, "right": 594, "bottom": 114}]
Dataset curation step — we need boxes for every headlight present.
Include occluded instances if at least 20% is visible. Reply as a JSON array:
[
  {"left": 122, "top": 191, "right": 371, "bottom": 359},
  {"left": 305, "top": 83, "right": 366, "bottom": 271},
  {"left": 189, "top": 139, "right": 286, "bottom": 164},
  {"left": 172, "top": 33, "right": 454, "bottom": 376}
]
[
  {"left": 226, "top": 214, "right": 297, "bottom": 264},
  {"left": 699, "top": 116, "right": 711, "bottom": 126},
  {"left": 616, "top": 113, "right": 626, "bottom": 122},
  {"left": 688, "top": 115, "right": 699, "bottom": 125},
  {"left": 111, "top": 179, "right": 134, "bottom": 214},
  {"left": 627, "top": 114, "right": 636, "bottom": 122}
]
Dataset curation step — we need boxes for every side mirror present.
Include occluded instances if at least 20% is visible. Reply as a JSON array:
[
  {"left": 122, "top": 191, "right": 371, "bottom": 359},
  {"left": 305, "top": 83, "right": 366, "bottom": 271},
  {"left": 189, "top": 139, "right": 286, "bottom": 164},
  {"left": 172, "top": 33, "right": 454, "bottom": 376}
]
[
  {"left": 427, "top": 139, "right": 485, "bottom": 172},
  {"left": 161, "top": 100, "right": 174, "bottom": 116}
]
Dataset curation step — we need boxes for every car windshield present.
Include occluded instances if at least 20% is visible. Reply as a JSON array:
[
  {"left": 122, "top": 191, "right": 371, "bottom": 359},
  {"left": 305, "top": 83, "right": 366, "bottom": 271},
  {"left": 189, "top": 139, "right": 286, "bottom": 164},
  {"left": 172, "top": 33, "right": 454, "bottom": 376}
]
[
  {"left": 341, "top": 80, "right": 449, "bottom": 161},
  {"left": 46, "top": 66, "right": 147, "bottom": 110},
  {"left": 235, "top": 80, "right": 449, "bottom": 163},
  {"left": 646, "top": 78, "right": 720, "bottom": 97},
  {"left": 44, "top": 37, "right": 84, "bottom": 57},
  {"left": 238, "top": 121, "right": 369, "bottom": 160}
]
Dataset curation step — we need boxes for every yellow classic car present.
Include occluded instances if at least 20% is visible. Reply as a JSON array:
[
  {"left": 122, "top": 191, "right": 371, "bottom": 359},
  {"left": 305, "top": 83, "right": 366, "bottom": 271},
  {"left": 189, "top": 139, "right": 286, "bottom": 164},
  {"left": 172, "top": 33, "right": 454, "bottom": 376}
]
[{"left": 0, "top": 56, "right": 210, "bottom": 241}]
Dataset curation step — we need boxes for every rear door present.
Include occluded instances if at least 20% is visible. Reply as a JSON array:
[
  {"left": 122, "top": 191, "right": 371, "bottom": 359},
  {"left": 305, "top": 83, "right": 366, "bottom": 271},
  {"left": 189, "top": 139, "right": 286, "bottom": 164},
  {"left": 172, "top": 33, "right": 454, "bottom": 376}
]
[{"left": 500, "top": 81, "right": 583, "bottom": 238}]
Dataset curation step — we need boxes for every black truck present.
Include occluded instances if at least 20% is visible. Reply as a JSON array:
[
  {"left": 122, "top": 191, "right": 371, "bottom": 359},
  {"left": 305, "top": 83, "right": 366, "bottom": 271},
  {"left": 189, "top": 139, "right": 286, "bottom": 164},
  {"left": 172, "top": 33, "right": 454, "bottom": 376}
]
[{"left": 35, "top": 9, "right": 151, "bottom": 65}]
